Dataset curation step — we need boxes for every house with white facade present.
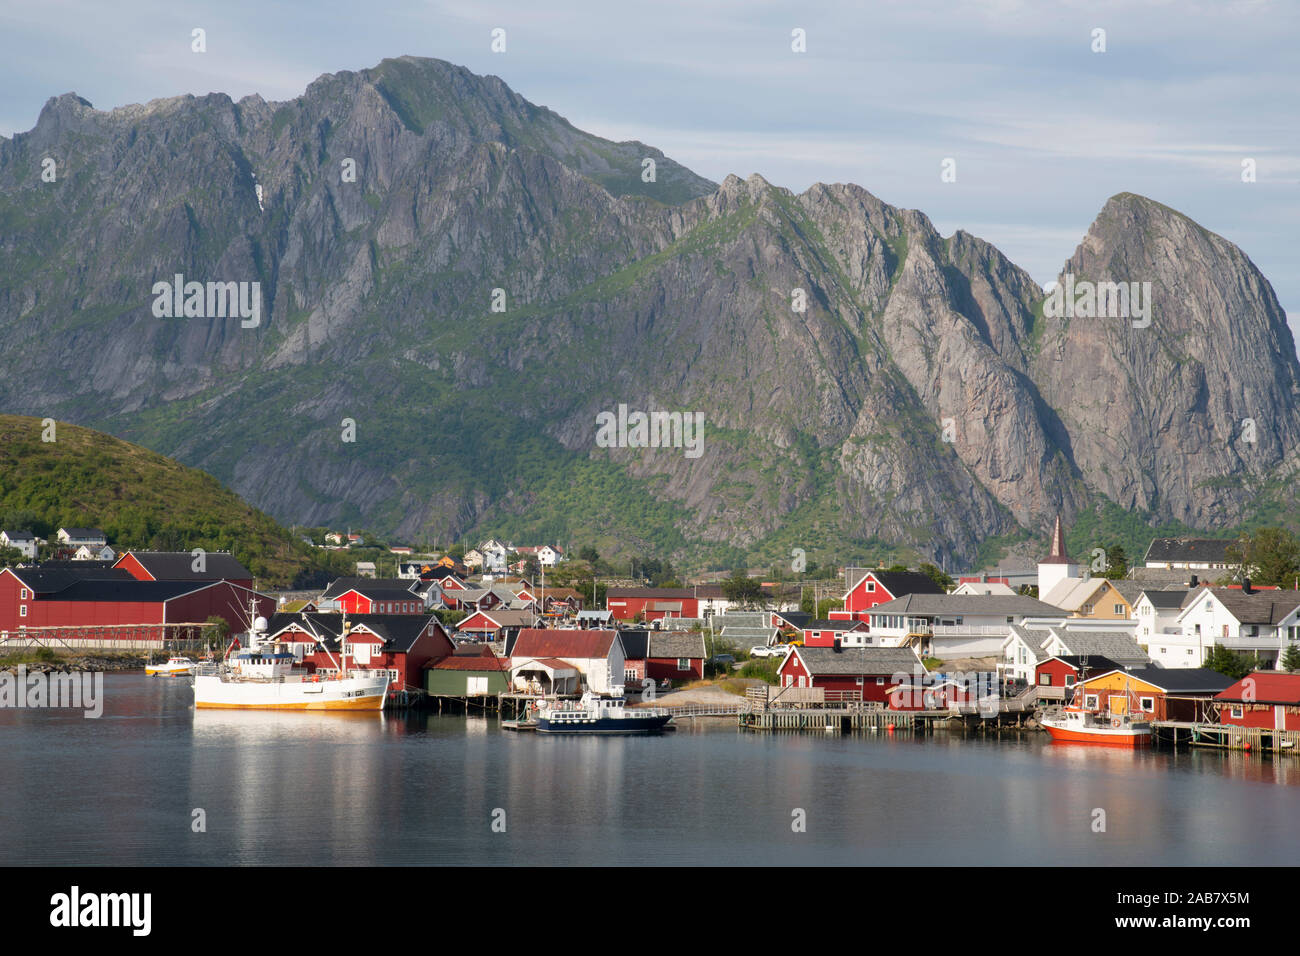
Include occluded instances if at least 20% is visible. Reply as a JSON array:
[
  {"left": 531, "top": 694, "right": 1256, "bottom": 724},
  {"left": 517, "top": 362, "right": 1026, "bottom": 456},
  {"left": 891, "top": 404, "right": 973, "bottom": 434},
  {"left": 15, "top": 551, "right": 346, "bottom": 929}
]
[
  {"left": 1038, "top": 627, "right": 1149, "bottom": 670},
  {"left": 57, "top": 527, "right": 106, "bottom": 548},
  {"left": 0, "top": 530, "right": 37, "bottom": 560},
  {"left": 865, "top": 593, "right": 1064, "bottom": 658},
  {"left": 1132, "top": 589, "right": 1190, "bottom": 651},
  {"left": 73, "top": 544, "right": 115, "bottom": 561},
  {"left": 1167, "top": 585, "right": 1300, "bottom": 670},
  {"left": 1143, "top": 537, "right": 1235, "bottom": 572},
  {"left": 1037, "top": 515, "right": 1080, "bottom": 597}
]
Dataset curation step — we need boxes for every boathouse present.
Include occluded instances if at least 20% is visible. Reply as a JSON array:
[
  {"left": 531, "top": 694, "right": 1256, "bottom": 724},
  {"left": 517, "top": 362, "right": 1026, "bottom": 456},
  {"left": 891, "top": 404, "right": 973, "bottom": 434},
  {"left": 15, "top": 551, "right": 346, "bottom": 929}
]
[
  {"left": 508, "top": 629, "right": 625, "bottom": 694},
  {"left": 646, "top": 631, "right": 707, "bottom": 682},
  {"left": 1076, "top": 667, "right": 1233, "bottom": 720},
  {"left": 829, "top": 569, "right": 946, "bottom": 624},
  {"left": 1213, "top": 672, "right": 1300, "bottom": 731},
  {"left": 425, "top": 648, "right": 512, "bottom": 698},
  {"left": 321, "top": 578, "right": 424, "bottom": 615},
  {"left": 777, "top": 645, "right": 923, "bottom": 703}
]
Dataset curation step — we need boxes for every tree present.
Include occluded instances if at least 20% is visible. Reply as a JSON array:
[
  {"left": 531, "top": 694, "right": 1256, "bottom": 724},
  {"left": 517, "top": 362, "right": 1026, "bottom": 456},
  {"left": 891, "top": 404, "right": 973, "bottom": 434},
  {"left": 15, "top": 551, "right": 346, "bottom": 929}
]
[
  {"left": 815, "top": 598, "right": 844, "bottom": 619},
  {"left": 721, "top": 572, "right": 765, "bottom": 607},
  {"left": 1102, "top": 545, "right": 1128, "bottom": 580},
  {"left": 577, "top": 545, "right": 600, "bottom": 563},
  {"left": 1225, "top": 527, "right": 1300, "bottom": 587},
  {"left": 1281, "top": 644, "right": 1300, "bottom": 674},
  {"left": 1204, "top": 643, "right": 1252, "bottom": 680},
  {"left": 918, "top": 563, "right": 954, "bottom": 592}
]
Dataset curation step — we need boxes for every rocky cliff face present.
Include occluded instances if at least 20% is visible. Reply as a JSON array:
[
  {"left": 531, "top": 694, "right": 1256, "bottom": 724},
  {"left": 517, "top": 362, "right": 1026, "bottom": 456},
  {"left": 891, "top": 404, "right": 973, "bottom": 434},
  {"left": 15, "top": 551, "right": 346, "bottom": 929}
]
[{"left": 1, "top": 57, "right": 1296, "bottom": 565}]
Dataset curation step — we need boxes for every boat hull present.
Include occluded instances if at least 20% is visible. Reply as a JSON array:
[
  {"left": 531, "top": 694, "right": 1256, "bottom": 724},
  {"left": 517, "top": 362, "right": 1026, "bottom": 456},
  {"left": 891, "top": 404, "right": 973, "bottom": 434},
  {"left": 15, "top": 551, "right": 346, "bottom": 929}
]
[
  {"left": 146, "top": 667, "right": 193, "bottom": 677},
  {"left": 1043, "top": 723, "right": 1151, "bottom": 747},
  {"left": 192, "top": 674, "right": 389, "bottom": 711},
  {"left": 536, "top": 714, "right": 672, "bottom": 734}
]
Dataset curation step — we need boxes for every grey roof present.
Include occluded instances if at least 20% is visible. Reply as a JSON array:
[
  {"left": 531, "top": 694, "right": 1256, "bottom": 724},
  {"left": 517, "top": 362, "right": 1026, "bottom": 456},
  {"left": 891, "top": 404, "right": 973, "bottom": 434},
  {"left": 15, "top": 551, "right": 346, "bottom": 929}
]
[
  {"left": 868, "top": 594, "right": 1062, "bottom": 616},
  {"left": 1007, "top": 625, "right": 1052, "bottom": 661},
  {"left": 720, "top": 626, "right": 779, "bottom": 642},
  {"left": 1144, "top": 537, "right": 1234, "bottom": 565},
  {"left": 1139, "top": 589, "right": 1191, "bottom": 610},
  {"left": 1109, "top": 580, "right": 1146, "bottom": 603},
  {"left": 1127, "top": 567, "right": 1211, "bottom": 587},
  {"left": 1051, "top": 630, "right": 1148, "bottom": 664},
  {"left": 460, "top": 609, "right": 535, "bottom": 628},
  {"left": 789, "top": 646, "right": 922, "bottom": 676},
  {"left": 804, "top": 619, "right": 866, "bottom": 631},
  {"left": 2, "top": 530, "right": 35, "bottom": 541},
  {"left": 649, "top": 632, "right": 707, "bottom": 659},
  {"left": 1201, "top": 588, "right": 1300, "bottom": 625},
  {"left": 1103, "top": 667, "right": 1235, "bottom": 694},
  {"left": 119, "top": 550, "right": 252, "bottom": 581},
  {"left": 713, "top": 612, "right": 769, "bottom": 629},
  {"left": 321, "top": 577, "right": 417, "bottom": 600},
  {"left": 59, "top": 527, "right": 105, "bottom": 539}
]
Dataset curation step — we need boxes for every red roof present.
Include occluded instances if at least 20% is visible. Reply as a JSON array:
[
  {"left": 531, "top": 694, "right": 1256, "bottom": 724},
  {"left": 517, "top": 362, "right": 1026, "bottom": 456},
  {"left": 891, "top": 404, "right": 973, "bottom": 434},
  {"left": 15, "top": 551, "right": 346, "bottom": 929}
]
[
  {"left": 430, "top": 655, "right": 510, "bottom": 672},
  {"left": 511, "top": 629, "right": 616, "bottom": 659},
  {"left": 1215, "top": 672, "right": 1300, "bottom": 705}
]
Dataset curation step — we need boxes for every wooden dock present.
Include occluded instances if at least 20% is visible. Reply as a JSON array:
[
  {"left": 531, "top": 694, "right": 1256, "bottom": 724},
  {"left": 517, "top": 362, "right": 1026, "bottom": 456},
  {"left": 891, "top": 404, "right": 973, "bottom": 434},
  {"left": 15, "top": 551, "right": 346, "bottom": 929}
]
[
  {"left": 740, "top": 708, "right": 921, "bottom": 733},
  {"left": 1152, "top": 720, "right": 1300, "bottom": 754}
]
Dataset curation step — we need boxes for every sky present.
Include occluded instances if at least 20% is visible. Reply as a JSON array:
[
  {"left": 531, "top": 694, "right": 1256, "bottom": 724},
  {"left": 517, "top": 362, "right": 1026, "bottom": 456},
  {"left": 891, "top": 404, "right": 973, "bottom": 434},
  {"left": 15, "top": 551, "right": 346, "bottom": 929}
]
[{"left": 2, "top": 0, "right": 1296, "bottom": 348}]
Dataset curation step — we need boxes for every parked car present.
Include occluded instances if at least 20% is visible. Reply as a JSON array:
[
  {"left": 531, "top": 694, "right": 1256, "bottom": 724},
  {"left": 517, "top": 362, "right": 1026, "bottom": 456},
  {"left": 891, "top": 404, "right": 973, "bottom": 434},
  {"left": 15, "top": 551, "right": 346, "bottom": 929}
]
[
  {"left": 708, "top": 654, "right": 736, "bottom": 667},
  {"left": 749, "top": 645, "right": 782, "bottom": 658}
]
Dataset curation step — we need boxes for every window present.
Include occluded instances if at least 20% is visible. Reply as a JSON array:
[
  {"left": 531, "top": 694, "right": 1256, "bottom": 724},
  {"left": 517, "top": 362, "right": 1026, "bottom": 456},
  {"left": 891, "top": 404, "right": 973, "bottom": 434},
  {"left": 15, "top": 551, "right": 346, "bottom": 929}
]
[
  {"left": 1159, "top": 648, "right": 1166, "bottom": 655},
  {"left": 19, "top": 588, "right": 29, "bottom": 600},
  {"left": 1187, "top": 649, "right": 1194, "bottom": 655},
  {"left": 866, "top": 581, "right": 875, "bottom": 592},
  {"left": 1230, "top": 705, "right": 1243, "bottom": 719},
  {"left": 1114, "top": 604, "right": 1125, "bottom": 616},
  {"left": 1084, "top": 694, "right": 1099, "bottom": 710},
  {"left": 19, "top": 605, "right": 27, "bottom": 617},
  {"left": 856, "top": 677, "right": 864, "bottom": 685},
  {"left": 677, "top": 658, "right": 689, "bottom": 670},
  {"left": 1039, "top": 674, "right": 1051, "bottom": 685},
  {"left": 875, "top": 677, "right": 884, "bottom": 685},
  {"left": 1139, "top": 697, "right": 1155, "bottom": 713},
  {"left": 1006, "top": 616, "right": 1014, "bottom": 624},
  {"left": 1290, "top": 627, "right": 1300, "bottom": 642},
  {"left": 1064, "top": 675, "right": 1075, "bottom": 687}
]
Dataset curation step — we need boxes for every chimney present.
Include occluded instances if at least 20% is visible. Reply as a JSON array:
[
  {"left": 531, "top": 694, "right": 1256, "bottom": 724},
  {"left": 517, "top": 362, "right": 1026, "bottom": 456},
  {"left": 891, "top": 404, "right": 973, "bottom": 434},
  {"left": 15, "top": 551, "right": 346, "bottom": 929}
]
[
  {"left": 833, "top": 637, "right": 842, "bottom": 653},
  {"left": 1242, "top": 578, "right": 1253, "bottom": 595},
  {"left": 1188, "top": 574, "right": 1198, "bottom": 588}
]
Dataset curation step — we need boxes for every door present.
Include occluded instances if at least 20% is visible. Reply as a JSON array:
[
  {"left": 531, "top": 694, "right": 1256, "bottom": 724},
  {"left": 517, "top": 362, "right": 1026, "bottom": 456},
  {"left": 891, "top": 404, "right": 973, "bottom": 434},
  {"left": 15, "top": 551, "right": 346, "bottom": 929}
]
[
  {"left": 1108, "top": 694, "right": 1128, "bottom": 715},
  {"left": 468, "top": 676, "right": 488, "bottom": 696}
]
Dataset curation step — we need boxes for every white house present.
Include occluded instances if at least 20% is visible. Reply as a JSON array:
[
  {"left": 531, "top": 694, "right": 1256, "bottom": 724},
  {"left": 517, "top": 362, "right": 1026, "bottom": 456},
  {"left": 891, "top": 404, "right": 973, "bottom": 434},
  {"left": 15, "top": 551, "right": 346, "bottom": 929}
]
[
  {"left": 73, "top": 544, "right": 115, "bottom": 561},
  {"left": 507, "top": 628, "right": 625, "bottom": 694},
  {"left": 1143, "top": 537, "right": 1235, "bottom": 572},
  {"left": 0, "top": 530, "right": 37, "bottom": 559},
  {"left": 537, "top": 545, "right": 564, "bottom": 567},
  {"left": 951, "top": 580, "right": 1016, "bottom": 596},
  {"left": 1168, "top": 586, "right": 1300, "bottom": 670},
  {"left": 57, "top": 527, "right": 106, "bottom": 548},
  {"left": 865, "top": 593, "right": 1065, "bottom": 658},
  {"left": 1001, "top": 626, "right": 1053, "bottom": 683},
  {"left": 1132, "top": 589, "right": 1189, "bottom": 652}
]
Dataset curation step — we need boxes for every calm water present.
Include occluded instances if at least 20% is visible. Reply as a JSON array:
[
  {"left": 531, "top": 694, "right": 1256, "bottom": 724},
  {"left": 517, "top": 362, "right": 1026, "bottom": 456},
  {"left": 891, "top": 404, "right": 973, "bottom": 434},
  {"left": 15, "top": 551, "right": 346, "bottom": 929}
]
[{"left": 1, "top": 674, "right": 1297, "bottom": 866}]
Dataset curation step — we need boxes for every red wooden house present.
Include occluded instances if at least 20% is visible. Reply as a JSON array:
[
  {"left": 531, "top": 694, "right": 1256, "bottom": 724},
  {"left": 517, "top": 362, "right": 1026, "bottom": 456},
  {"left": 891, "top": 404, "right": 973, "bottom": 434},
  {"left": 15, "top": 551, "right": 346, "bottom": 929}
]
[
  {"left": 646, "top": 631, "right": 707, "bottom": 682},
  {"left": 1033, "top": 655, "right": 1121, "bottom": 702},
  {"left": 802, "top": 618, "right": 870, "bottom": 647},
  {"left": 1214, "top": 672, "right": 1300, "bottom": 731},
  {"left": 265, "top": 612, "right": 453, "bottom": 693},
  {"left": 321, "top": 578, "right": 423, "bottom": 615},
  {"left": 829, "top": 570, "right": 946, "bottom": 623},
  {"left": 887, "top": 678, "right": 976, "bottom": 711},
  {"left": 455, "top": 609, "right": 534, "bottom": 641},
  {"left": 777, "top": 646, "right": 923, "bottom": 703}
]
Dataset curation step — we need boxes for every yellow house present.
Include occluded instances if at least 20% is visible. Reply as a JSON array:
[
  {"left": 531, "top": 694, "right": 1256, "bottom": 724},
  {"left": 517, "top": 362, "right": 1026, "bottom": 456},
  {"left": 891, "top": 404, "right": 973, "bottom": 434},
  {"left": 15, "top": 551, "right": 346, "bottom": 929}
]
[
  {"left": 1042, "top": 577, "right": 1135, "bottom": 621},
  {"left": 1077, "top": 667, "right": 1232, "bottom": 721}
]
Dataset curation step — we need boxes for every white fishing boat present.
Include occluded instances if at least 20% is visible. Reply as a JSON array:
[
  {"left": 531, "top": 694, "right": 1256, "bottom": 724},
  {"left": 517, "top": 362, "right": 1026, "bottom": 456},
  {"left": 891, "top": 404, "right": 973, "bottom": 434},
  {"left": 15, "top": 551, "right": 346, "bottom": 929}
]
[
  {"left": 191, "top": 606, "right": 388, "bottom": 711},
  {"left": 146, "top": 656, "right": 195, "bottom": 677}
]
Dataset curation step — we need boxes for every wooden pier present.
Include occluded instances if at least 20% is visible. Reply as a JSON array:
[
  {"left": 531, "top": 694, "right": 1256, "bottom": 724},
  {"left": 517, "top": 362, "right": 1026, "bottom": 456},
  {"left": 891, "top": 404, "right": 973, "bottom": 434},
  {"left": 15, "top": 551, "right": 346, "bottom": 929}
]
[
  {"left": 740, "top": 707, "right": 922, "bottom": 733},
  {"left": 1152, "top": 720, "right": 1300, "bottom": 754}
]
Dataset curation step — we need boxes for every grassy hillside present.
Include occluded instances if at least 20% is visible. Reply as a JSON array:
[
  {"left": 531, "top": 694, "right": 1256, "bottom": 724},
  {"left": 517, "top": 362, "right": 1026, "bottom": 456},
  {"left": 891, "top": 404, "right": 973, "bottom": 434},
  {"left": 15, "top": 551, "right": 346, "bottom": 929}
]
[{"left": 0, "top": 415, "right": 345, "bottom": 587}]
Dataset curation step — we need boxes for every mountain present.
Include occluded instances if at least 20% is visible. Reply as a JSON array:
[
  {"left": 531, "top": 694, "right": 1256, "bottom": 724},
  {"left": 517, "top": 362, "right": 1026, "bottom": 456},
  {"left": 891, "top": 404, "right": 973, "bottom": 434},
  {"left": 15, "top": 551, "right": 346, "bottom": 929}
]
[
  {"left": 0, "top": 415, "right": 332, "bottom": 587},
  {"left": 1, "top": 56, "right": 1297, "bottom": 568}
]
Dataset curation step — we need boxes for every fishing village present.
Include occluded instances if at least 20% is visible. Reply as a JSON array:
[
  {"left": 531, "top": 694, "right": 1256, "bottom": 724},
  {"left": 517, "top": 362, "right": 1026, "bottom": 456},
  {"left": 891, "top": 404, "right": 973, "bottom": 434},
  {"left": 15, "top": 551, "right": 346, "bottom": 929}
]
[{"left": 3, "top": 518, "right": 1300, "bottom": 755}]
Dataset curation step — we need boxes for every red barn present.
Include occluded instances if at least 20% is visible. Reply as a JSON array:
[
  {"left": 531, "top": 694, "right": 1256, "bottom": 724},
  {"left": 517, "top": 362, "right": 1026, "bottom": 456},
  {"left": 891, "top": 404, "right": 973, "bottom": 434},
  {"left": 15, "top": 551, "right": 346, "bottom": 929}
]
[
  {"left": 455, "top": 609, "right": 534, "bottom": 641},
  {"left": 0, "top": 566, "right": 274, "bottom": 642},
  {"left": 321, "top": 578, "right": 423, "bottom": 615},
  {"left": 830, "top": 570, "right": 946, "bottom": 623},
  {"left": 605, "top": 587, "right": 700, "bottom": 622},
  {"left": 113, "top": 550, "right": 253, "bottom": 590},
  {"left": 1214, "top": 672, "right": 1300, "bottom": 731},
  {"left": 777, "top": 646, "right": 923, "bottom": 703}
]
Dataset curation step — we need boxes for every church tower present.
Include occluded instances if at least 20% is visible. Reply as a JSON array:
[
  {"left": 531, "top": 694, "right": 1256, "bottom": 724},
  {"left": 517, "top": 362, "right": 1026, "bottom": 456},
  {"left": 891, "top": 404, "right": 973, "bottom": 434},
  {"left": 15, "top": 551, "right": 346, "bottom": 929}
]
[{"left": 1037, "top": 514, "right": 1079, "bottom": 597}]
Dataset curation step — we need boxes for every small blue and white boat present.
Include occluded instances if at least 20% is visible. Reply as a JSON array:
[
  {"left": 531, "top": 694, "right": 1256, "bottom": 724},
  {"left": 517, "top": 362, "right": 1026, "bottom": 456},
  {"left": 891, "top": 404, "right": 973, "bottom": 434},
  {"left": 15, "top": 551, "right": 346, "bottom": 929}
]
[{"left": 535, "top": 690, "right": 672, "bottom": 734}]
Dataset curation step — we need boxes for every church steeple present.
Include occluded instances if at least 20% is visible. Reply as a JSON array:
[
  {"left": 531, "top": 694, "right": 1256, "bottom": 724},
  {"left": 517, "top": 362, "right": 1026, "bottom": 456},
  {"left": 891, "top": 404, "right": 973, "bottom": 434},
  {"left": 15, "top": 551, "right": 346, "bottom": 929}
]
[
  {"left": 1037, "top": 513, "right": 1079, "bottom": 598},
  {"left": 1042, "top": 514, "right": 1071, "bottom": 564}
]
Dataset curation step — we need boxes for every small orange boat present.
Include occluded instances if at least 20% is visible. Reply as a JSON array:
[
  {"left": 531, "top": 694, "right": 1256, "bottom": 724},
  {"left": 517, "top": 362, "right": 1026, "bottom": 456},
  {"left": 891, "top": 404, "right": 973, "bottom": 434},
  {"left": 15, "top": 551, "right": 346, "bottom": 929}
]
[{"left": 1041, "top": 666, "right": 1152, "bottom": 747}]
